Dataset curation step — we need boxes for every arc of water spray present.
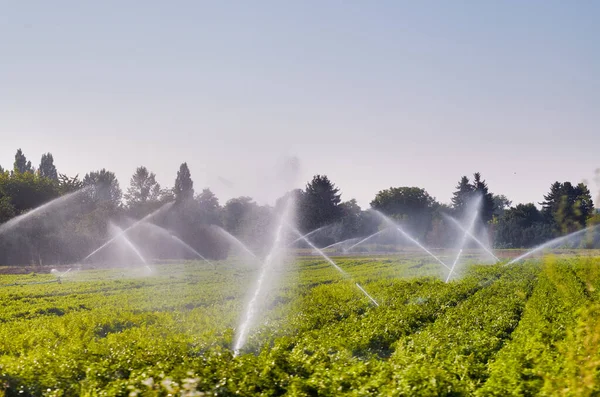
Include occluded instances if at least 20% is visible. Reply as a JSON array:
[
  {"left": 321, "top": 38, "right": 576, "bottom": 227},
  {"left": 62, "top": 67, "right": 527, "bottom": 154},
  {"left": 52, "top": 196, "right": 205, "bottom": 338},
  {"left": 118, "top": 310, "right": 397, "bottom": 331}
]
[
  {"left": 0, "top": 188, "right": 90, "bottom": 235},
  {"left": 286, "top": 225, "right": 379, "bottom": 307},
  {"left": 370, "top": 210, "right": 450, "bottom": 271},
  {"left": 110, "top": 223, "right": 151, "bottom": 271},
  {"left": 211, "top": 225, "right": 258, "bottom": 259},
  {"left": 170, "top": 235, "right": 215, "bottom": 268},
  {"left": 344, "top": 229, "right": 390, "bottom": 252},
  {"left": 82, "top": 202, "right": 173, "bottom": 262},
  {"left": 443, "top": 214, "right": 500, "bottom": 262},
  {"left": 287, "top": 225, "right": 331, "bottom": 247},
  {"left": 446, "top": 209, "right": 479, "bottom": 283},
  {"left": 506, "top": 225, "right": 600, "bottom": 266},
  {"left": 395, "top": 227, "right": 451, "bottom": 271},
  {"left": 233, "top": 200, "right": 293, "bottom": 355},
  {"left": 52, "top": 268, "right": 72, "bottom": 279},
  {"left": 322, "top": 237, "right": 362, "bottom": 250},
  {"left": 139, "top": 222, "right": 215, "bottom": 267}
]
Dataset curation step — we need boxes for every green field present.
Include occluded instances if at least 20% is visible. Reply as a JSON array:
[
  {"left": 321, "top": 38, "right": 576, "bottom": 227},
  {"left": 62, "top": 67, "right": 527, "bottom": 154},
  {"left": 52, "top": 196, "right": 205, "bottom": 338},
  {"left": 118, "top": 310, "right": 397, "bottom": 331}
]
[{"left": 1, "top": 255, "right": 600, "bottom": 396}]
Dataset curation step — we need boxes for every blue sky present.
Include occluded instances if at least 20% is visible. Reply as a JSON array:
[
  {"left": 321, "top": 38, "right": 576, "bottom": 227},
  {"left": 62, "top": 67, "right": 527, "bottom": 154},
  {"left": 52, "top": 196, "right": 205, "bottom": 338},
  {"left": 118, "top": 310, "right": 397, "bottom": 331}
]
[{"left": 1, "top": 1, "right": 598, "bottom": 207}]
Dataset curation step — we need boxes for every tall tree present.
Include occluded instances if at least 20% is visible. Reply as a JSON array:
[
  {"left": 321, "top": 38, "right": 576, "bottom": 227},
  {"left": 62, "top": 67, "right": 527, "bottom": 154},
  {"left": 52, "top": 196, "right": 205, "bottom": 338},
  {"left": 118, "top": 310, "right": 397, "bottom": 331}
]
[
  {"left": 541, "top": 181, "right": 594, "bottom": 233},
  {"left": 58, "top": 174, "right": 83, "bottom": 195},
  {"left": 302, "top": 175, "right": 343, "bottom": 231},
  {"left": 222, "top": 196, "right": 273, "bottom": 251},
  {"left": 222, "top": 197, "right": 255, "bottom": 236},
  {"left": 82, "top": 169, "right": 123, "bottom": 209},
  {"left": 125, "top": 166, "right": 162, "bottom": 208},
  {"left": 574, "top": 183, "right": 595, "bottom": 227},
  {"left": 472, "top": 172, "right": 496, "bottom": 223},
  {"left": 13, "top": 149, "right": 33, "bottom": 174},
  {"left": 492, "top": 194, "right": 512, "bottom": 218},
  {"left": 451, "top": 176, "right": 473, "bottom": 216},
  {"left": 451, "top": 173, "right": 496, "bottom": 223},
  {"left": 174, "top": 162, "right": 194, "bottom": 203},
  {"left": 495, "top": 203, "right": 553, "bottom": 248},
  {"left": 38, "top": 153, "right": 58, "bottom": 181},
  {"left": 337, "top": 199, "right": 363, "bottom": 240},
  {"left": 0, "top": 196, "right": 16, "bottom": 224},
  {"left": 541, "top": 181, "right": 563, "bottom": 225},
  {"left": 196, "top": 188, "right": 221, "bottom": 225},
  {"left": 370, "top": 186, "right": 437, "bottom": 239},
  {"left": 0, "top": 171, "right": 59, "bottom": 214}
]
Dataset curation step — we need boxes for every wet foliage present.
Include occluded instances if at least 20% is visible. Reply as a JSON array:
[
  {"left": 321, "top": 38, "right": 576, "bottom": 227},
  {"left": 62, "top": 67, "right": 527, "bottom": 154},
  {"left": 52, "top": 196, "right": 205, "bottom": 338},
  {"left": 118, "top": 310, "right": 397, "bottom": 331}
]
[{"left": 1, "top": 256, "right": 600, "bottom": 396}]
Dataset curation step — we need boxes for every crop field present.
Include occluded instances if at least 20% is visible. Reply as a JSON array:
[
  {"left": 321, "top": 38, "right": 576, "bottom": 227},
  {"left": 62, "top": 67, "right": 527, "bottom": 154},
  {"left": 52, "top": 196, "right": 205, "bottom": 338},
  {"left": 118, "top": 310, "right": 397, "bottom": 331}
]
[{"left": 1, "top": 254, "right": 600, "bottom": 396}]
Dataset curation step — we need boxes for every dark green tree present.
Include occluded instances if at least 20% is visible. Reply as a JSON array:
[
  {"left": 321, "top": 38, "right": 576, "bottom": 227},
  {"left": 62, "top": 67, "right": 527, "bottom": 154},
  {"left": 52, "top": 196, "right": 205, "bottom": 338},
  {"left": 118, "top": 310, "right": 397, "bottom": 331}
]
[
  {"left": 472, "top": 172, "right": 496, "bottom": 223},
  {"left": 451, "top": 173, "right": 496, "bottom": 223},
  {"left": 0, "top": 171, "right": 59, "bottom": 214},
  {"left": 58, "top": 174, "right": 83, "bottom": 195},
  {"left": 495, "top": 203, "right": 553, "bottom": 248},
  {"left": 174, "top": 163, "right": 194, "bottom": 203},
  {"left": 492, "top": 194, "right": 512, "bottom": 218},
  {"left": 541, "top": 181, "right": 594, "bottom": 233},
  {"left": 222, "top": 197, "right": 256, "bottom": 237},
  {"left": 0, "top": 196, "right": 16, "bottom": 223},
  {"left": 371, "top": 186, "right": 437, "bottom": 239},
  {"left": 337, "top": 199, "right": 363, "bottom": 240},
  {"left": 125, "top": 166, "right": 162, "bottom": 217},
  {"left": 451, "top": 176, "right": 474, "bottom": 216},
  {"left": 82, "top": 169, "right": 123, "bottom": 209},
  {"left": 574, "top": 183, "right": 595, "bottom": 227},
  {"left": 507, "top": 203, "right": 543, "bottom": 225},
  {"left": 222, "top": 196, "right": 273, "bottom": 252},
  {"left": 301, "top": 175, "right": 343, "bottom": 232},
  {"left": 38, "top": 153, "right": 58, "bottom": 181},
  {"left": 584, "top": 211, "right": 600, "bottom": 248},
  {"left": 13, "top": 149, "right": 33, "bottom": 174},
  {"left": 196, "top": 188, "right": 221, "bottom": 225}
]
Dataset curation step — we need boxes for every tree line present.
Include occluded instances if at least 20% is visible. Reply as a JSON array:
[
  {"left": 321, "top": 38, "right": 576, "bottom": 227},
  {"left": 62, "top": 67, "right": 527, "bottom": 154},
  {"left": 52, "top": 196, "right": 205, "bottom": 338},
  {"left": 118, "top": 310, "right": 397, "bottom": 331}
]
[{"left": 0, "top": 148, "right": 597, "bottom": 265}]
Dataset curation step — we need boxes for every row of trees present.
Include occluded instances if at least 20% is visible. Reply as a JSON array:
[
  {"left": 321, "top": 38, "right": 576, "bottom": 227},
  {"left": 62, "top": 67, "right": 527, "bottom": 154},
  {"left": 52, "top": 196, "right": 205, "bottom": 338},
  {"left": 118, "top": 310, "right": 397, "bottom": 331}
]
[
  {"left": 0, "top": 148, "right": 597, "bottom": 265},
  {"left": 495, "top": 182, "right": 596, "bottom": 248}
]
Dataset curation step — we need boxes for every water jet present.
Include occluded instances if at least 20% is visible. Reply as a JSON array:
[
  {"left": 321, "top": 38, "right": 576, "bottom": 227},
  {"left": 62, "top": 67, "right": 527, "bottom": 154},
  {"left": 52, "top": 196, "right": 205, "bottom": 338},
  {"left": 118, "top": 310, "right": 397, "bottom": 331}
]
[
  {"left": 286, "top": 225, "right": 379, "bottom": 307},
  {"left": 371, "top": 210, "right": 450, "bottom": 271},
  {"left": 506, "top": 225, "right": 600, "bottom": 265}
]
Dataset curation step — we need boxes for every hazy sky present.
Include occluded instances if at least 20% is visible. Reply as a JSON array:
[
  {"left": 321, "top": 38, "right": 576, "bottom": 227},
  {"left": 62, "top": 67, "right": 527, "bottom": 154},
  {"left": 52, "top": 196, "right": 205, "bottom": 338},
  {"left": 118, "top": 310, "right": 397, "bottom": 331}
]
[{"left": 1, "top": 1, "right": 599, "bottom": 208}]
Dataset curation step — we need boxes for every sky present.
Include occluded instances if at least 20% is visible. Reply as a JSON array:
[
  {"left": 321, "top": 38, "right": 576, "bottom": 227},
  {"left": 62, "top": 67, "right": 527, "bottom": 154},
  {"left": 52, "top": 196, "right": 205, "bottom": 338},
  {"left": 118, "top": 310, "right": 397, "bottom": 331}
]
[{"left": 1, "top": 1, "right": 599, "bottom": 208}]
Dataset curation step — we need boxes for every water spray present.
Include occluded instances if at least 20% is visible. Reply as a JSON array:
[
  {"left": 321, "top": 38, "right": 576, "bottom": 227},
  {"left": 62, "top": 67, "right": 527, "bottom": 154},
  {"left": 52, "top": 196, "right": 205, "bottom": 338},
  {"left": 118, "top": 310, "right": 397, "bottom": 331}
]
[
  {"left": 322, "top": 237, "right": 362, "bottom": 251},
  {"left": 0, "top": 187, "right": 90, "bottom": 235},
  {"left": 505, "top": 224, "right": 600, "bottom": 266},
  {"left": 370, "top": 210, "right": 449, "bottom": 271},
  {"left": 287, "top": 224, "right": 332, "bottom": 247},
  {"left": 344, "top": 228, "right": 390, "bottom": 252},
  {"left": 211, "top": 225, "right": 258, "bottom": 259},
  {"left": 396, "top": 226, "right": 450, "bottom": 271},
  {"left": 442, "top": 213, "right": 500, "bottom": 262},
  {"left": 233, "top": 199, "right": 294, "bottom": 355},
  {"left": 286, "top": 224, "right": 379, "bottom": 307},
  {"left": 82, "top": 202, "right": 173, "bottom": 263},
  {"left": 138, "top": 222, "right": 216, "bottom": 268},
  {"left": 446, "top": 208, "right": 480, "bottom": 283}
]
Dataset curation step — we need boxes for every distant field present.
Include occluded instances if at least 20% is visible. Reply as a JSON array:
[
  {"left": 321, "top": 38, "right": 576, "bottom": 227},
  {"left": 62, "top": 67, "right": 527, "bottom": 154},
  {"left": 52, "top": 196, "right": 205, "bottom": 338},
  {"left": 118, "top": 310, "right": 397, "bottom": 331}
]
[{"left": 1, "top": 255, "right": 600, "bottom": 395}]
